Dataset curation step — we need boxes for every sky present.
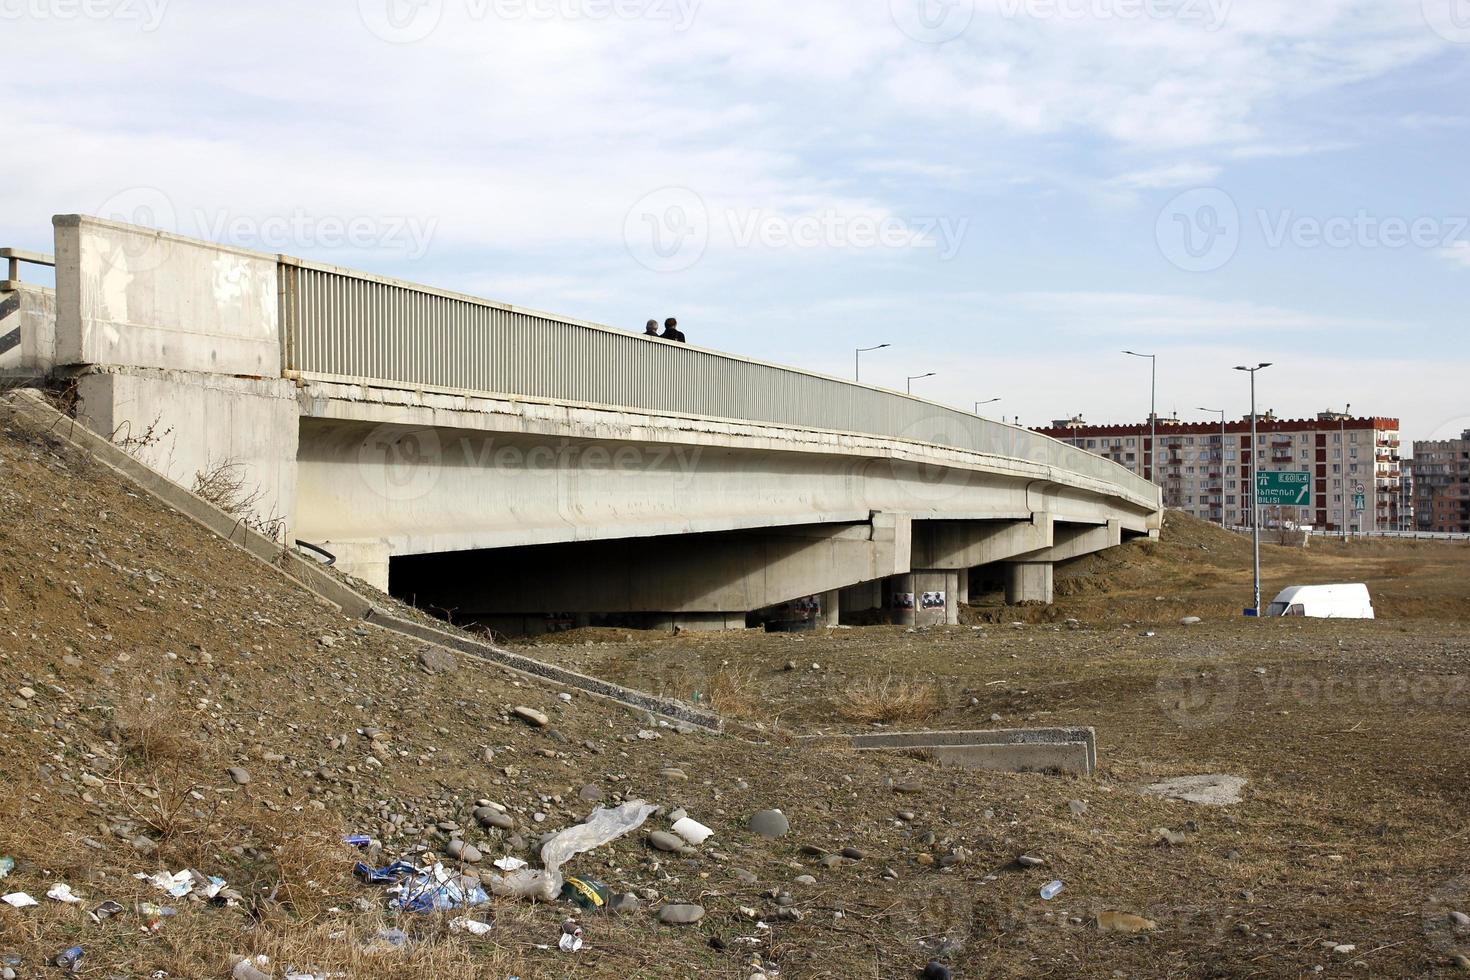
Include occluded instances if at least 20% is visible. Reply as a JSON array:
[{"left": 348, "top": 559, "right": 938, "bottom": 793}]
[{"left": 3, "top": 0, "right": 1467, "bottom": 441}]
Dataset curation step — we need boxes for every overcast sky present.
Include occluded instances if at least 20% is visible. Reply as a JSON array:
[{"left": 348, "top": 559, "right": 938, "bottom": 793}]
[{"left": 4, "top": 0, "right": 1467, "bottom": 440}]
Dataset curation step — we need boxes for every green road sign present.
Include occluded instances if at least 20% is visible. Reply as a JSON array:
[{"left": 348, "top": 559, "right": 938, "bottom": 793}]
[{"left": 1257, "top": 470, "right": 1311, "bottom": 506}]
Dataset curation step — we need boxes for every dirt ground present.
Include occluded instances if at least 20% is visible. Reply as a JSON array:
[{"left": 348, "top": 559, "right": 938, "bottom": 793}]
[{"left": 2, "top": 400, "right": 1469, "bottom": 978}]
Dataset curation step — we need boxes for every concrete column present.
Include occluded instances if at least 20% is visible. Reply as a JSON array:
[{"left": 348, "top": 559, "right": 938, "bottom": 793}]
[
  {"left": 912, "top": 569, "right": 960, "bottom": 626},
  {"left": 956, "top": 568, "right": 970, "bottom": 606},
  {"left": 820, "top": 590, "right": 840, "bottom": 627},
  {"left": 840, "top": 580, "right": 883, "bottom": 616},
  {"left": 1004, "top": 562, "right": 1054, "bottom": 605},
  {"left": 885, "top": 574, "right": 916, "bottom": 626}
]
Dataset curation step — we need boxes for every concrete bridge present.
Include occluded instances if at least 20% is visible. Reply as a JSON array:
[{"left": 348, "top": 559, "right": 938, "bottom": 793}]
[{"left": 4, "top": 215, "right": 1161, "bottom": 632}]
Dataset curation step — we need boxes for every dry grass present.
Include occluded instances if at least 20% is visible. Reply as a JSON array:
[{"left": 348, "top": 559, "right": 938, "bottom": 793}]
[
  {"left": 699, "top": 666, "right": 761, "bottom": 719},
  {"left": 833, "top": 674, "right": 944, "bottom": 725}
]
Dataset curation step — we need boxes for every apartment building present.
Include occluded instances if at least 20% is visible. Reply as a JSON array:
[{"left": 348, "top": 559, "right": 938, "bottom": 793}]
[
  {"left": 1411, "top": 431, "right": 1470, "bottom": 533},
  {"left": 1038, "top": 412, "right": 1404, "bottom": 531}
]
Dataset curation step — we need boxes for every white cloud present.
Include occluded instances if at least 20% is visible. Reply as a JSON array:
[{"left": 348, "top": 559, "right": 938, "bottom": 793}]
[
  {"left": 1438, "top": 242, "right": 1470, "bottom": 269},
  {"left": 1110, "top": 162, "right": 1223, "bottom": 189}
]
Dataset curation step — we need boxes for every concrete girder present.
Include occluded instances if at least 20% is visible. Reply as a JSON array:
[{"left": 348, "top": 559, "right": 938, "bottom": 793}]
[
  {"left": 1012, "top": 519, "right": 1122, "bottom": 564},
  {"left": 911, "top": 513, "right": 1054, "bottom": 569},
  {"left": 388, "top": 517, "right": 909, "bottom": 616}
]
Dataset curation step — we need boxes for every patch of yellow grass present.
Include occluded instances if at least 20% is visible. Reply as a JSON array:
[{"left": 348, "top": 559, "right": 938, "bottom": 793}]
[{"left": 834, "top": 674, "right": 944, "bottom": 724}]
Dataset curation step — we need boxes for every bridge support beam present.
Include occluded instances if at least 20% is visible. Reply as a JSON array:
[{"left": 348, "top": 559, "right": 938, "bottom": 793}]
[{"left": 388, "top": 517, "right": 908, "bottom": 624}]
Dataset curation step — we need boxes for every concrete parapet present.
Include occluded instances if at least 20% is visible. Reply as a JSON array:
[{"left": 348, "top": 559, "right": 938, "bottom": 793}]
[
  {"left": 800, "top": 727, "right": 1097, "bottom": 776},
  {"left": 53, "top": 214, "right": 280, "bottom": 377}
]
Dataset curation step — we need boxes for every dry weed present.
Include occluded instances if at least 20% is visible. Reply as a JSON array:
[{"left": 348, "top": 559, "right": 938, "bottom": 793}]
[{"left": 834, "top": 674, "right": 944, "bottom": 725}]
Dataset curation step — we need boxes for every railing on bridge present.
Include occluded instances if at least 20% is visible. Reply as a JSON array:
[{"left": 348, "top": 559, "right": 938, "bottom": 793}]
[{"left": 278, "top": 257, "right": 1159, "bottom": 508}]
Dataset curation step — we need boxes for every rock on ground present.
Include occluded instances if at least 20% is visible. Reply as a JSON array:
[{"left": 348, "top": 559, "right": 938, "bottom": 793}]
[{"left": 1140, "top": 773, "right": 1247, "bottom": 806}]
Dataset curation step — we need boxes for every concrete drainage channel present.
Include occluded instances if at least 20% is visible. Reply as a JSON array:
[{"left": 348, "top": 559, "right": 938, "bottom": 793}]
[
  {"left": 3, "top": 389, "right": 723, "bottom": 733},
  {"left": 799, "top": 727, "right": 1097, "bottom": 776}
]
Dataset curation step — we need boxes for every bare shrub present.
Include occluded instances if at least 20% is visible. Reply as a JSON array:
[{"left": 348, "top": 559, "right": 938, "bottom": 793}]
[
  {"left": 835, "top": 674, "right": 944, "bottom": 725},
  {"left": 192, "top": 459, "right": 285, "bottom": 540}
]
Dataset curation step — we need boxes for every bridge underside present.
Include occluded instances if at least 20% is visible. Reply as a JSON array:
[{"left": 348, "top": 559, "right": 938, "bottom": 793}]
[{"left": 285, "top": 393, "right": 1155, "bottom": 633}]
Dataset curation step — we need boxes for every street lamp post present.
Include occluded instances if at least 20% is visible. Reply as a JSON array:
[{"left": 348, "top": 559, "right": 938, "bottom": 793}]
[
  {"left": 1235, "top": 363, "right": 1273, "bottom": 616},
  {"left": 1197, "top": 406, "right": 1227, "bottom": 526},
  {"left": 1123, "top": 351, "right": 1158, "bottom": 483},
  {"left": 974, "top": 398, "right": 1001, "bottom": 415},
  {"left": 855, "top": 344, "right": 890, "bottom": 382},
  {"left": 906, "top": 372, "right": 936, "bottom": 395},
  {"left": 1340, "top": 403, "right": 1351, "bottom": 542}
]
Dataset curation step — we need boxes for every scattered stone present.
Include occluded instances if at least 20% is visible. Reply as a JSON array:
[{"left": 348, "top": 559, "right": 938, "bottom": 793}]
[
  {"left": 1068, "top": 800, "right": 1088, "bottom": 817},
  {"left": 609, "top": 893, "right": 641, "bottom": 914},
  {"left": 417, "top": 647, "right": 458, "bottom": 674},
  {"left": 658, "top": 903, "right": 705, "bottom": 925},
  {"left": 793, "top": 874, "right": 817, "bottom": 886},
  {"left": 1017, "top": 854, "right": 1045, "bottom": 868},
  {"left": 648, "top": 831, "right": 683, "bottom": 853},
  {"left": 1447, "top": 910, "right": 1470, "bottom": 929},
  {"left": 1140, "top": 774, "right": 1248, "bottom": 806},
  {"left": 17, "top": 687, "right": 35, "bottom": 700},
  {"left": 1154, "top": 827, "right": 1189, "bottom": 847},
  {"left": 1181, "top": 616, "right": 1203, "bottom": 626},
  {"left": 227, "top": 767, "right": 251, "bottom": 786},
  {"left": 446, "top": 839, "right": 482, "bottom": 864},
  {"left": 474, "top": 807, "right": 513, "bottom": 831},
  {"left": 578, "top": 784, "right": 604, "bottom": 803},
  {"left": 513, "top": 706, "right": 549, "bottom": 728},
  {"left": 840, "top": 846, "right": 865, "bottom": 860},
  {"left": 660, "top": 767, "right": 689, "bottom": 781},
  {"left": 749, "top": 810, "right": 790, "bottom": 839}
]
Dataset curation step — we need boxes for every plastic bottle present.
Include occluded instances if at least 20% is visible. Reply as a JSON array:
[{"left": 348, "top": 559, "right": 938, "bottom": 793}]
[
  {"left": 1040, "top": 880, "right": 1065, "bottom": 900},
  {"left": 54, "top": 947, "right": 83, "bottom": 971}
]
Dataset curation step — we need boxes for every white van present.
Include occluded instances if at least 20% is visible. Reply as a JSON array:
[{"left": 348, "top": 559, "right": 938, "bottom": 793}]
[{"left": 1264, "top": 584, "right": 1375, "bottom": 619}]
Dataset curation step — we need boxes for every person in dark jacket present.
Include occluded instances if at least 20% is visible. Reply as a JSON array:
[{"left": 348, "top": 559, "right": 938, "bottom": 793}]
[{"left": 661, "top": 317, "right": 686, "bottom": 343}]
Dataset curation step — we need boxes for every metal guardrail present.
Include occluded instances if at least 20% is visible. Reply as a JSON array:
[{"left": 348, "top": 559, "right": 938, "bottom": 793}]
[
  {"left": 278, "top": 257, "right": 1160, "bottom": 508},
  {"left": 0, "top": 248, "right": 55, "bottom": 292}
]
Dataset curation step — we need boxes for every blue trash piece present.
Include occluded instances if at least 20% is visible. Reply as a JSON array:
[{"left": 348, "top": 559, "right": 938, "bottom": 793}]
[
  {"left": 354, "top": 860, "right": 419, "bottom": 884},
  {"left": 344, "top": 834, "right": 372, "bottom": 848}
]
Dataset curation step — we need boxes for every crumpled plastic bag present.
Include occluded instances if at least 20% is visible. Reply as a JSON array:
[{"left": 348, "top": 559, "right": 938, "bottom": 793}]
[
  {"left": 390, "top": 864, "right": 490, "bottom": 913},
  {"left": 489, "top": 800, "right": 657, "bottom": 901}
]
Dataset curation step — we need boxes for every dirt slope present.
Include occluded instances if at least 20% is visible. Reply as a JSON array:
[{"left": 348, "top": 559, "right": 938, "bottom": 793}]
[{"left": 3, "top": 403, "right": 1469, "bottom": 978}]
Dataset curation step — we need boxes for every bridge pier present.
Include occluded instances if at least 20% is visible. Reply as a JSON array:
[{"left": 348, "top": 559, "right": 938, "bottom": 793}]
[{"left": 1004, "top": 562, "right": 1055, "bottom": 605}]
